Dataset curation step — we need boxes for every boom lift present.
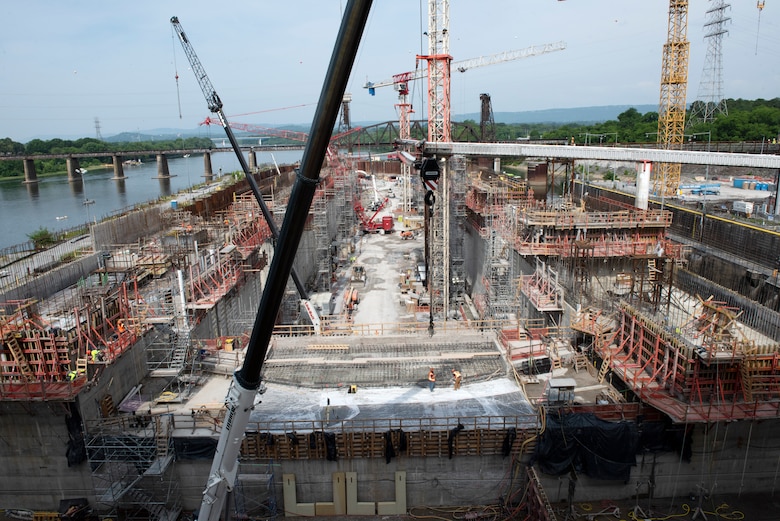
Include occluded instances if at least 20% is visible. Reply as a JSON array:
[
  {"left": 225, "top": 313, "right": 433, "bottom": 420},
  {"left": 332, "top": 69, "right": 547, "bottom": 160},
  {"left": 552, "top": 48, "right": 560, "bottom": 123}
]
[{"left": 171, "top": 4, "right": 373, "bottom": 520}]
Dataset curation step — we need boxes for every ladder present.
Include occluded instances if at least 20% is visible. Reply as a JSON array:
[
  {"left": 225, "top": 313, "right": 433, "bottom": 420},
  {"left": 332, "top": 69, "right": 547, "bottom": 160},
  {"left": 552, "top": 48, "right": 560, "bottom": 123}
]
[
  {"left": 598, "top": 350, "right": 611, "bottom": 384},
  {"left": 6, "top": 334, "right": 34, "bottom": 381},
  {"left": 573, "top": 352, "right": 589, "bottom": 373},
  {"left": 155, "top": 416, "right": 171, "bottom": 458}
]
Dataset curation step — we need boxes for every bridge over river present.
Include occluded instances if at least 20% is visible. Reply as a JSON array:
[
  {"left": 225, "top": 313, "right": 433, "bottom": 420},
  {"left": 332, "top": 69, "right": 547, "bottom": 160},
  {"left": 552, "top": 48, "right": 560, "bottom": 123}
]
[{"left": 2, "top": 118, "right": 778, "bottom": 184}]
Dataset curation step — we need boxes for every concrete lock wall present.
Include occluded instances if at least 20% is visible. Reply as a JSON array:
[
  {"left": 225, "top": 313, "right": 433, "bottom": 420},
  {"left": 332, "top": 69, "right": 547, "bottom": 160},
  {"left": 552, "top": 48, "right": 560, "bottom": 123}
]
[
  {"left": 536, "top": 418, "right": 780, "bottom": 503},
  {"left": 0, "top": 401, "right": 96, "bottom": 507},
  {"left": 168, "top": 417, "right": 780, "bottom": 513}
]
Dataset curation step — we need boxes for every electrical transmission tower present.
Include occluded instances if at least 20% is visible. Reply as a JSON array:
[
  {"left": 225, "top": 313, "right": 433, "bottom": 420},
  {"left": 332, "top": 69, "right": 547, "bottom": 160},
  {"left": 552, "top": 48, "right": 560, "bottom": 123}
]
[
  {"left": 688, "top": 0, "right": 730, "bottom": 125},
  {"left": 94, "top": 117, "right": 103, "bottom": 141}
]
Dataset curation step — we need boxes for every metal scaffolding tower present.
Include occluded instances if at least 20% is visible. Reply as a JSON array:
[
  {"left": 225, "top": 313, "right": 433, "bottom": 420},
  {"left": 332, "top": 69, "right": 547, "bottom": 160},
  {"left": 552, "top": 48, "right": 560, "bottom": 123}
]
[
  {"left": 655, "top": 0, "right": 690, "bottom": 197},
  {"left": 330, "top": 153, "right": 356, "bottom": 264},
  {"left": 688, "top": 0, "right": 730, "bottom": 124},
  {"left": 87, "top": 414, "right": 181, "bottom": 521},
  {"left": 429, "top": 159, "right": 447, "bottom": 318},
  {"left": 448, "top": 156, "right": 467, "bottom": 313},
  {"left": 313, "top": 189, "right": 331, "bottom": 293},
  {"left": 233, "top": 463, "right": 278, "bottom": 520},
  {"left": 481, "top": 178, "right": 515, "bottom": 320}
]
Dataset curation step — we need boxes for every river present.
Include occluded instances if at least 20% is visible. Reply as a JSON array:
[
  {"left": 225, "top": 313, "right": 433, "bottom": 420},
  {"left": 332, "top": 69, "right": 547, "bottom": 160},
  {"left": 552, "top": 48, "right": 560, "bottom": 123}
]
[{"left": 0, "top": 149, "right": 303, "bottom": 250}]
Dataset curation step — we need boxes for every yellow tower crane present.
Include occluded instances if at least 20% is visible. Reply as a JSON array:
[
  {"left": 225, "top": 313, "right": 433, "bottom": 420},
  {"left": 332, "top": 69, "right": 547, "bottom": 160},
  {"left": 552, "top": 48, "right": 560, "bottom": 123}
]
[{"left": 654, "top": 0, "right": 690, "bottom": 198}]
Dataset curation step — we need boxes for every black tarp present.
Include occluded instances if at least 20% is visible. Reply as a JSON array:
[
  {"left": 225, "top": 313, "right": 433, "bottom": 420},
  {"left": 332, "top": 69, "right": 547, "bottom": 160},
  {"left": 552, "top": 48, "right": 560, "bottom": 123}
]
[
  {"left": 384, "top": 431, "right": 396, "bottom": 463},
  {"left": 532, "top": 413, "right": 638, "bottom": 481},
  {"left": 323, "top": 432, "right": 337, "bottom": 461},
  {"left": 447, "top": 424, "right": 465, "bottom": 459},
  {"left": 173, "top": 437, "right": 218, "bottom": 460},
  {"left": 65, "top": 402, "right": 87, "bottom": 467}
]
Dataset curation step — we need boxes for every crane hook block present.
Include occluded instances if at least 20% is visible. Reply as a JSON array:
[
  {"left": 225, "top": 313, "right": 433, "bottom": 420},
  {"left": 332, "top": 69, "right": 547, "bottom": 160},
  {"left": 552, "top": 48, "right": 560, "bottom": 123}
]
[{"left": 419, "top": 157, "right": 440, "bottom": 192}]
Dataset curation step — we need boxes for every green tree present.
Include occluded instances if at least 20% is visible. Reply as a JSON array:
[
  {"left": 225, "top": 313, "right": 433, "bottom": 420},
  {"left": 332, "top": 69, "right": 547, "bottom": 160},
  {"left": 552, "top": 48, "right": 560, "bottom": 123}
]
[{"left": 28, "top": 227, "right": 57, "bottom": 249}]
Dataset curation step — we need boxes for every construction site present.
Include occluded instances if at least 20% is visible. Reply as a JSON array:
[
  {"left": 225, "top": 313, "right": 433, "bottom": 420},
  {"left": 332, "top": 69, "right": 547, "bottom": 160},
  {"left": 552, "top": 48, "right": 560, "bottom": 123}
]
[{"left": 2, "top": 2, "right": 780, "bottom": 521}]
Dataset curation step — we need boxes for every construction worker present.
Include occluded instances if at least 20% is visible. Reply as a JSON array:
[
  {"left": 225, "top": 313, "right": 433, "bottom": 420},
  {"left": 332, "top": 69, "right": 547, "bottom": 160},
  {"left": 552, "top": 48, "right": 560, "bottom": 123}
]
[
  {"left": 91, "top": 349, "right": 101, "bottom": 362},
  {"left": 452, "top": 368, "right": 462, "bottom": 390},
  {"left": 427, "top": 368, "right": 436, "bottom": 392}
]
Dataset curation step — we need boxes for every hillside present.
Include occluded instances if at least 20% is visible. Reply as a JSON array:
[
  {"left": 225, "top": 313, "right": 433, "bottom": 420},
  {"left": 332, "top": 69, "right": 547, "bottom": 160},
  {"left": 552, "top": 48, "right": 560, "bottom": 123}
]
[{"left": 455, "top": 104, "right": 658, "bottom": 124}]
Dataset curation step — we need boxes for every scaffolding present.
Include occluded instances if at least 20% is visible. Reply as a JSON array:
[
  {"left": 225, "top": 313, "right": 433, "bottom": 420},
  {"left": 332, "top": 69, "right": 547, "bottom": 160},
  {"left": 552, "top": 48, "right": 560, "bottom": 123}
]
[
  {"left": 587, "top": 301, "right": 780, "bottom": 423},
  {"left": 448, "top": 156, "right": 467, "bottom": 314},
  {"left": 519, "top": 257, "right": 564, "bottom": 323},
  {"left": 233, "top": 463, "right": 278, "bottom": 521},
  {"left": 313, "top": 187, "right": 331, "bottom": 292},
  {"left": 428, "top": 161, "right": 446, "bottom": 318},
  {"left": 86, "top": 414, "right": 181, "bottom": 521},
  {"left": 0, "top": 300, "right": 87, "bottom": 401},
  {"left": 481, "top": 174, "right": 516, "bottom": 321}
]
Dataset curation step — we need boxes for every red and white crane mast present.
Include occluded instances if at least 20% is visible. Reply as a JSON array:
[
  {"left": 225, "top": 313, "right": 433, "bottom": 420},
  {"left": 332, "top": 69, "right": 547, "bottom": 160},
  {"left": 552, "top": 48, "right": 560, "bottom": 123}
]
[{"left": 420, "top": 0, "right": 451, "bottom": 143}]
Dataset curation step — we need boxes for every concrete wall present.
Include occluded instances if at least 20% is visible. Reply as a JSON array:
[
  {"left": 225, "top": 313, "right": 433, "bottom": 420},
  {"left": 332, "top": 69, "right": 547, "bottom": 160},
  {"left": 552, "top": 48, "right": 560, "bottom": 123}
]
[
  {"left": 0, "top": 401, "right": 95, "bottom": 508},
  {"left": 0, "top": 330, "right": 158, "bottom": 510},
  {"left": 92, "top": 206, "right": 169, "bottom": 250},
  {"left": 0, "top": 253, "right": 99, "bottom": 304},
  {"left": 537, "top": 418, "right": 780, "bottom": 503},
  {"left": 171, "top": 454, "right": 514, "bottom": 513},
  {"left": 166, "top": 417, "right": 780, "bottom": 514}
]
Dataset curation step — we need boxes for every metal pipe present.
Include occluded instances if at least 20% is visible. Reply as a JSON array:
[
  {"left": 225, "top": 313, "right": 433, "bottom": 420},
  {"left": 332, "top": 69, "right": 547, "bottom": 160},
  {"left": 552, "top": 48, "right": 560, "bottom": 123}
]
[{"left": 237, "top": 0, "right": 372, "bottom": 390}]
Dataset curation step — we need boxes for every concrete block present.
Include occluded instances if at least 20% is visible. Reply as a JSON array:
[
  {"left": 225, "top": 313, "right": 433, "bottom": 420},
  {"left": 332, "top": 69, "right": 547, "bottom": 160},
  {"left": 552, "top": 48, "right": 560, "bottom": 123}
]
[
  {"left": 282, "top": 473, "right": 315, "bottom": 517},
  {"left": 332, "top": 471, "right": 346, "bottom": 514},
  {"left": 314, "top": 503, "right": 336, "bottom": 516},
  {"left": 314, "top": 473, "right": 346, "bottom": 517},
  {"left": 377, "top": 471, "right": 407, "bottom": 515},
  {"left": 345, "top": 471, "right": 375, "bottom": 515}
]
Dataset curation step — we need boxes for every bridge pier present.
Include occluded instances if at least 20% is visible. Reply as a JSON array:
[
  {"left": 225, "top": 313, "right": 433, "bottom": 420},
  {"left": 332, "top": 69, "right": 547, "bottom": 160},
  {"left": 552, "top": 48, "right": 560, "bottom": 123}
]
[
  {"left": 155, "top": 154, "right": 172, "bottom": 179},
  {"left": 203, "top": 152, "right": 214, "bottom": 183},
  {"left": 66, "top": 157, "right": 82, "bottom": 182},
  {"left": 22, "top": 159, "right": 38, "bottom": 184},
  {"left": 248, "top": 149, "right": 257, "bottom": 173},
  {"left": 112, "top": 155, "right": 126, "bottom": 180}
]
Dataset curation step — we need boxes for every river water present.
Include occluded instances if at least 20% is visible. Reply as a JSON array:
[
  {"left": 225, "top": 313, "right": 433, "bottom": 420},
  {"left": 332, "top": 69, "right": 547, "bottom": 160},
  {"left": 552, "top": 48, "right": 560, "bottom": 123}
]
[{"left": 0, "top": 149, "right": 303, "bottom": 250}]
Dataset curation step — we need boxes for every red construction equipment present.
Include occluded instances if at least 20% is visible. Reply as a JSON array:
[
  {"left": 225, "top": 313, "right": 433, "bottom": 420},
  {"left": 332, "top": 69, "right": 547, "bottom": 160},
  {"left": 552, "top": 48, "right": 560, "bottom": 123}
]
[{"left": 354, "top": 196, "right": 393, "bottom": 233}]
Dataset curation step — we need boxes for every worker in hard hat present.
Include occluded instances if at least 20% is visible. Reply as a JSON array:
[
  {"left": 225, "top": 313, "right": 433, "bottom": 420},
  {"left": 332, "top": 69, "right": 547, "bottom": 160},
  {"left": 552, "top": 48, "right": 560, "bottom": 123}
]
[{"left": 451, "top": 368, "right": 462, "bottom": 391}]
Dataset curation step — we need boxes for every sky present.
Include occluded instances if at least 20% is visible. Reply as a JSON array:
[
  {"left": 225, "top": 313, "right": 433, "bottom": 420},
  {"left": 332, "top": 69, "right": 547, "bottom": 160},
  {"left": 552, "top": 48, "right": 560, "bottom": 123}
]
[{"left": 0, "top": 1, "right": 778, "bottom": 143}]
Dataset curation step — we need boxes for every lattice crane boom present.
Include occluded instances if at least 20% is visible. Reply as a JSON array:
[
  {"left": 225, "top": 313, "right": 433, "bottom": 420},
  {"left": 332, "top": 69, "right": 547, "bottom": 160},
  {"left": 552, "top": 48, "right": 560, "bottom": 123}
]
[
  {"left": 171, "top": 17, "right": 223, "bottom": 114},
  {"left": 171, "top": 15, "right": 309, "bottom": 302},
  {"left": 364, "top": 41, "right": 566, "bottom": 93}
]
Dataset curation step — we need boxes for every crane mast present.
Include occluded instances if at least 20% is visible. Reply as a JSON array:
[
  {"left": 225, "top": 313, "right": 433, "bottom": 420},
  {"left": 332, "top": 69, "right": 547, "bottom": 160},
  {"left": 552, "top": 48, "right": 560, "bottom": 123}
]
[
  {"left": 170, "top": 16, "right": 309, "bottom": 300},
  {"left": 421, "top": 0, "right": 451, "bottom": 143},
  {"left": 170, "top": 5, "right": 373, "bottom": 519}
]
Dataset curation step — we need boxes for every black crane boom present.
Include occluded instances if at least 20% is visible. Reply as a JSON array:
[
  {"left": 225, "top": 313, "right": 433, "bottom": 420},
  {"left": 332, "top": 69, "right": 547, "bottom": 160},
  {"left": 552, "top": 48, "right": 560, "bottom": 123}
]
[{"left": 172, "top": 4, "right": 373, "bottom": 520}]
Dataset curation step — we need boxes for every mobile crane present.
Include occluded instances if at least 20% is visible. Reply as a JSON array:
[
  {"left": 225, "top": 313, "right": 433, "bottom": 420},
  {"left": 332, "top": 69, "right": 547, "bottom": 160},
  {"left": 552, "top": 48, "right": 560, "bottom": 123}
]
[
  {"left": 171, "top": 3, "right": 373, "bottom": 520},
  {"left": 170, "top": 15, "right": 310, "bottom": 303}
]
